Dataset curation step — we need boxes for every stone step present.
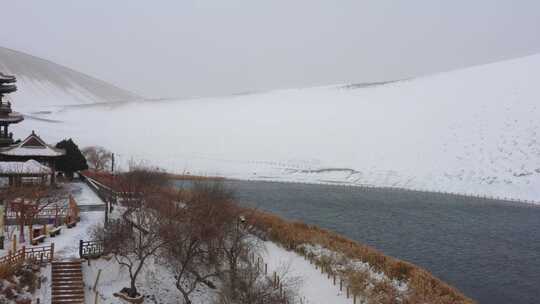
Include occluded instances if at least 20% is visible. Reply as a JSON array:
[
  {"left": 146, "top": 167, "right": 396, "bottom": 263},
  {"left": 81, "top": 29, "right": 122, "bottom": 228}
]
[
  {"left": 52, "top": 279, "right": 84, "bottom": 284},
  {"left": 52, "top": 283, "right": 84, "bottom": 288},
  {"left": 53, "top": 266, "right": 82, "bottom": 271},
  {"left": 52, "top": 271, "right": 82, "bottom": 276},
  {"left": 52, "top": 262, "right": 82, "bottom": 266},
  {"left": 51, "top": 294, "right": 84, "bottom": 300},
  {"left": 53, "top": 289, "right": 84, "bottom": 292},
  {"left": 52, "top": 291, "right": 84, "bottom": 296},
  {"left": 51, "top": 300, "right": 84, "bottom": 304},
  {"left": 52, "top": 280, "right": 84, "bottom": 284},
  {"left": 52, "top": 272, "right": 82, "bottom": 276},
  {"left": 52, "top": 272, "right": 82, "bottom": 277},
  {"left": 53, "top": 277, "right": 83, "bottom": 282},
  {"left": 52, "top": 266, "right": 81, "bottom": 271},
  {"left": 52, "top": 291, "right": 85, "bottom": 297},
  {"left": 51, "top": 260, "right": 84, "bottom": 304}
]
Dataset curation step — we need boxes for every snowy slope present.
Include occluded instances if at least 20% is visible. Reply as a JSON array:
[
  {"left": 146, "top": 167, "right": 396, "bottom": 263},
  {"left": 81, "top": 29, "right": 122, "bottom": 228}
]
[
  {"left": 0, "top": 47, "right": 140, "bottom": 111},
  {"left": 3, "top": 49, "right": 540, "bottom": 203}
]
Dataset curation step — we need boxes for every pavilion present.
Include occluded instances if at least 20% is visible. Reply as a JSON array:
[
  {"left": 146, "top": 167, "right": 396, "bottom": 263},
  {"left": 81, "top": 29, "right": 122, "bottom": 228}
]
[
  {"left": 0, "top": 72, "right": 65, "bottom": 186},
  {"left": 0, "top": 159, "right": 52, "bottom": 187}
]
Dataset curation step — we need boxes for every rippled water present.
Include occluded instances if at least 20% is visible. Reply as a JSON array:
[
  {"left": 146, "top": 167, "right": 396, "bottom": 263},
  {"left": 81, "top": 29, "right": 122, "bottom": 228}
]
[{"left": 191, "top": 180, "right": 540, "bottom": 304}]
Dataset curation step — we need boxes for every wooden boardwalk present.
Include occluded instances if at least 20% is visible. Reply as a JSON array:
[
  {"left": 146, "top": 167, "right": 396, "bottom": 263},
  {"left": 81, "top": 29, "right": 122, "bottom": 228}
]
[{"left": 51, "top": 260, "right": 85, "bottom": 304}]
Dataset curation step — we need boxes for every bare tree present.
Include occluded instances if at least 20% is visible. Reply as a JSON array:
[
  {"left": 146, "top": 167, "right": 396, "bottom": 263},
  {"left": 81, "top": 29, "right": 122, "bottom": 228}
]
[
  {"left": 217, "top": 207, "right": 264, "bottom": 302},
  {"left": 82, "top": 146, "right": 112, "bottom": 172},
  {"left": 3, "top": 186, "right": 64, "bottom": 243},
  {"left": 104, "top": 199, "right": 168, "bottom": 297},
  {"left": 216, "top": 258, "right": 300, "bottom": 304},
  {"left": 101, "top": 168, "right": 171, "bottom": 298},
  {"left": 160, "top": 182, "right": 232, "bottom": 304}
]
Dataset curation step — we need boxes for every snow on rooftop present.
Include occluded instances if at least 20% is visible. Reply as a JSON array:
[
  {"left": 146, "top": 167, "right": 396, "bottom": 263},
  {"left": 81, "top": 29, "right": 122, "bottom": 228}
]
[
  {"left": 0, "top": 159, "right": 51, "bottom": 174},
  {"left": 0, "top": 146, "right": 64, "bottom": 157},
  {"left": 0, "top": 132, "right": 64, "bottom": 157}
]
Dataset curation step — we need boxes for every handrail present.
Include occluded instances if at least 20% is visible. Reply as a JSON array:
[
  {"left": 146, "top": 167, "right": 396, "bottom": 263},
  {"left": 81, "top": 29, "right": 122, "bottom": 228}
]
[{"left": 79, "top": 239, "right": 105, "bottom": 259}]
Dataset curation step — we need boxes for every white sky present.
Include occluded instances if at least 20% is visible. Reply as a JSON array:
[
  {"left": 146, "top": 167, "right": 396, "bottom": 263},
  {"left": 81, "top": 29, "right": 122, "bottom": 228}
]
[{"left": 2, "top": 0, "right": 540, "bottom": 98}]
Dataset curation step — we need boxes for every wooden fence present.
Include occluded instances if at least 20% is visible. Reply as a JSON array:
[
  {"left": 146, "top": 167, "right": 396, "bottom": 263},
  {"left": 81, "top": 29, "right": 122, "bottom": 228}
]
[{"left": 0, "top": 244, "right": 54, "bottom": 278}]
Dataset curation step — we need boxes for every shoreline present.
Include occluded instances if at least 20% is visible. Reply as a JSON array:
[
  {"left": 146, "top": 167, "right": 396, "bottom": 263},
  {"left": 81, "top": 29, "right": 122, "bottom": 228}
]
[{"left": 168, "top": 173, "right": 540, "bottom": 206}]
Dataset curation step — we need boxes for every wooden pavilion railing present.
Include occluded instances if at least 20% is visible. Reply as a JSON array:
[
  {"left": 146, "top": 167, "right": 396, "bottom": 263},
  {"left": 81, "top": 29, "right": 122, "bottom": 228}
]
[
  {"left": 0, "top": 244, "right": 54, "bottom": 278},
  {"left": 6, "top": 206, "right": 67, "bottom": 219}
]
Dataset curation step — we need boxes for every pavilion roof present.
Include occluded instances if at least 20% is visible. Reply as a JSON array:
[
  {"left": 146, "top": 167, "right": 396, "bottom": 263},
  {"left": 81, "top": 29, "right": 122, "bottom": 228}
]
[
  {"left": 0, "top": 131, "right": 65, "bottom": 157},
  {"left": 0, "top": 159, "right": 51, "bottom": 175}
]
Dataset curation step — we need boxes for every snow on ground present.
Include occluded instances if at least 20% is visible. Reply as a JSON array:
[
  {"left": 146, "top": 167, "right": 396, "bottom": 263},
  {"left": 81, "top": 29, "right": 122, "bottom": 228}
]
[
  {"left": 82, "top": 257, "right": 217, "bottom": 304},
  {"left": 7, "top": 53, "right": 540, "bottom": 204},
  {"left": 0, "top": 211, "right": 104, "bottom": 258},
  {"left": 263, "top": 241, "right": 351, "bottom": 304},
  {"left": 2, "top": 181, "right": 360, "bottom": 304},
  {"left": 83, "top": 241, "right": 358, "bottom": 304},
  {"left": 1, "top": 181, "right": 105, "bottom": 257},
  {"left": 65, "top": 182, "right": 105, "bottom": 206}
]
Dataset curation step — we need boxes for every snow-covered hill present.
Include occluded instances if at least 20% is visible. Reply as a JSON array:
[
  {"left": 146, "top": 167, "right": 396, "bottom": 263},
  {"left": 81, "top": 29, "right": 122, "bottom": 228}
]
[
  {"left": 0, "top": 47, "right": 140, "bottom": 111},
  {"left": 2, "top": 47, "right": 540, "bottom": 203}
]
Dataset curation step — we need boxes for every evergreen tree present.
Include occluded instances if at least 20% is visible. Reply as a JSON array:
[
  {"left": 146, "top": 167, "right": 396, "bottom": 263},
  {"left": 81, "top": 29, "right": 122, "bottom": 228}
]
[{"left": 55, "top": 138, "right": 88, "bottom": 178}]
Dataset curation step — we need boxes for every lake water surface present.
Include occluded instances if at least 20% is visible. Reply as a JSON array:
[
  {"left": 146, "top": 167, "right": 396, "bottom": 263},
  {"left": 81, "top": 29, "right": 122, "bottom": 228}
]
[{"left": 179, "top": 180, "right": 540, "bottom": 304}]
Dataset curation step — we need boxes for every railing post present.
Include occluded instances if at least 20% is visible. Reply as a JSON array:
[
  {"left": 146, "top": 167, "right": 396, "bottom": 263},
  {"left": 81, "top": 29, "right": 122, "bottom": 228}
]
[
  {"left": 50, "top": 243, "right": 55, "bottom": 261},
  {"left": 79, "top": 240, "right": 83, "bottom": 258},
  {"left": 21, "top": 246, "right": 26, "bottom": 259}
]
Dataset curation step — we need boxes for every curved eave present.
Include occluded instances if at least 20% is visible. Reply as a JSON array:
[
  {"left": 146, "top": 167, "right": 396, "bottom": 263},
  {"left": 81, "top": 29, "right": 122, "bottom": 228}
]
[
  {"left": 0, "top": 151, "right": 65, "bottom": 158},
  {"left": 0, "top": 85, "right": 17, "bottom": 94},
  {"left": 0, "top": 112, "right": 24, "bottom": 123}
]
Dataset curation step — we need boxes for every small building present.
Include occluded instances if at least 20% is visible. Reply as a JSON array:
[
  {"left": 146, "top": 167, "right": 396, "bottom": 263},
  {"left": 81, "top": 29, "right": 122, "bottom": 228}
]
[
  {"left": 0, "top": 159, "right": 52, "bottom": 187},
  {"left": 0, "top": 132, "right": 65, "bottom": 184}
]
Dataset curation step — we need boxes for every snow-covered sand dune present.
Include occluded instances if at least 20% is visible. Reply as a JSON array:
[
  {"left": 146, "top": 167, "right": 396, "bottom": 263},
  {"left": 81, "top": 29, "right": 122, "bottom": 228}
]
[
  {"left": 2, "top": 47, "right": 540, "bottom": 202},
  {"left": 0, "top": 47, "right": 140, "bottom": 110}
]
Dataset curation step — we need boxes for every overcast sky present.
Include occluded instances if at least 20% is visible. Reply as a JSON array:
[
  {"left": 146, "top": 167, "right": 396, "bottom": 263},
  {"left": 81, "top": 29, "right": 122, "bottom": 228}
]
[{"left": 2, "top": 1, "right": 540, "bottom": 98}]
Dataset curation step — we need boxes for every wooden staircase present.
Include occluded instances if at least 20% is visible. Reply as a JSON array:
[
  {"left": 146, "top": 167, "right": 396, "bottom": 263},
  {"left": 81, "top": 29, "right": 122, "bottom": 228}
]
[{"left": 51, "top": 260, "right": 85, "bottom": 304}]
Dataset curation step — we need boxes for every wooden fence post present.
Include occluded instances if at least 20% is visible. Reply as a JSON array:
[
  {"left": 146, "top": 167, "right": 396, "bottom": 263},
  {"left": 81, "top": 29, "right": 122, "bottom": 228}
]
[
  {"left": 346, "top": 286, "right": 349, "bottom": 298},
  {"left": 340, "top": 278, "right": 342, "bottom": 291},
  {"left": 50, "top": 243, "right": 55, "bottom": 261},
  {"left": 21, "top": 246, "right": 26, "bottom": 259},
  {"left": 93, "top": 269, "right": 102, "bottom": 292}
]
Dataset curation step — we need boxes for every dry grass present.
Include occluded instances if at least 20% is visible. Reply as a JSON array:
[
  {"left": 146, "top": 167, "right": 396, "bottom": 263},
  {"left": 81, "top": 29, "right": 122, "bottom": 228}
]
[{"left": 246, "top": 209, "right": 475, "bottom": 304}]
